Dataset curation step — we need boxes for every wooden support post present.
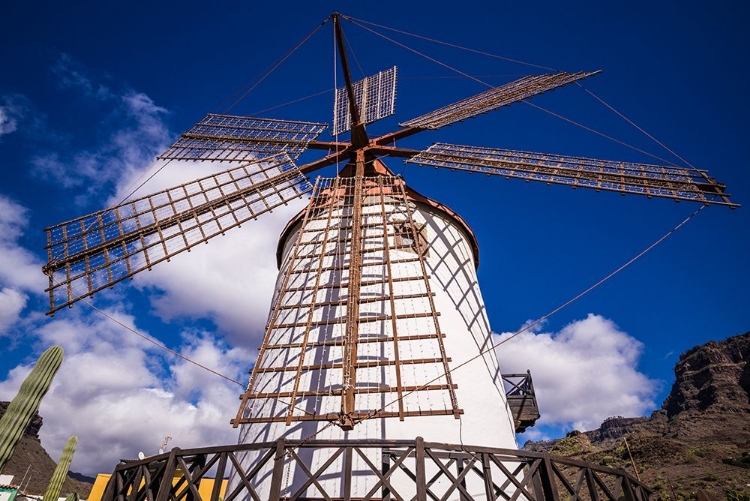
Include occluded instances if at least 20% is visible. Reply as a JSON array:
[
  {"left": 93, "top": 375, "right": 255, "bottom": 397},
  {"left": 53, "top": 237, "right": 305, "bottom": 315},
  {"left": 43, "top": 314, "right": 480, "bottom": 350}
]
[
  {"left": 343, "top": 446, "right": 353, "bottom": 501},
  {"left": 481, "top": 453, "right": 496, "bottom": 500},
  {"left": 415, "top": 437, "right": 427, "bottom": 501},
  {"left": 530, "top": 461, "right": 546, "bottom": 501},
  {"left": 210, "top": 453, "right": 227, "bottom": 501},
  {"left": 332, "top": 13, "right": 368, "bottom": 148},
  {"left": 540, "top": 453, "right": 561, "bottom": 501},
  {"left": 456, "top": 457, "right": 469, "bottom": 501},
  {"left": 619, "top": 468, "right": 637, "bottom": 501},
  {"left": 154, "top": 448, "right": 179, "bottom": 501},
  {"left": 586, "top": 468, "right": 601, "bottom": 501},
  {"left": 381, "top": 450, "right": 391, "bottom": 501},
  {"left": 269, "top": 438, "right": 286, "bottom": 501}
]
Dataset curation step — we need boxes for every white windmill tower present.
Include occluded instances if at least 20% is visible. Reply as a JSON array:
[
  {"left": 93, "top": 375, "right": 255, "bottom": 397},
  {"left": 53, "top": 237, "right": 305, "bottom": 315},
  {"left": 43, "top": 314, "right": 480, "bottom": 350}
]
[{"left": 42, "top": 13, "right": 737, "bottom": 500}]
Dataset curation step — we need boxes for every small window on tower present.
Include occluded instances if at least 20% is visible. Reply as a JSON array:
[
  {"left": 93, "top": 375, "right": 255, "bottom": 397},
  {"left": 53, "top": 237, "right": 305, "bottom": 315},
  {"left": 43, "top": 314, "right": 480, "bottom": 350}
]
[{"left": 394, "top": 222, "right": 428, "bottom": 256}]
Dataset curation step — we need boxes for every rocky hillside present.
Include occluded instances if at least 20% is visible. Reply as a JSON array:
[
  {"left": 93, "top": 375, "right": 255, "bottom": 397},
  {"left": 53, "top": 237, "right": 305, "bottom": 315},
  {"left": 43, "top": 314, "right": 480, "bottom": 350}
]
[
  {"left": 0, "top": 402, "right": 94, "bottom": 497},
  {"left": 524, "top": 331, "right": 750, "bottom": 500}
]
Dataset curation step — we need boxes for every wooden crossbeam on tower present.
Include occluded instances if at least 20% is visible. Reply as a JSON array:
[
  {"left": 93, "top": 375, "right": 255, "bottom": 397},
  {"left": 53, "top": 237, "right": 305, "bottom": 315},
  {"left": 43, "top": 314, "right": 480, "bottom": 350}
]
[{"left": 232, "top": 171, "right": 461, "bottom": 429}]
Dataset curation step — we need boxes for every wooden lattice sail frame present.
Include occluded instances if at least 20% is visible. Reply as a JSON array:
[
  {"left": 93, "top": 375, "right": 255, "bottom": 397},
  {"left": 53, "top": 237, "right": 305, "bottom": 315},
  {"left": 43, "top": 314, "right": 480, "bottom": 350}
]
[
  {"left": 41, "top": 13, "right": 738, "bottom": 432},
  {"left": 233, "top": 159, "right": 461, "bottom": 429}
]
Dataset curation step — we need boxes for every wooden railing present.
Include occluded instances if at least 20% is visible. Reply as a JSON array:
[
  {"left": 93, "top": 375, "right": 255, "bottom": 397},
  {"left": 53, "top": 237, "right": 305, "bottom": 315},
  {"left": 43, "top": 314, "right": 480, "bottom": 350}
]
[{"left": 101, "top": 437, "right": 652, "bottom": 501}]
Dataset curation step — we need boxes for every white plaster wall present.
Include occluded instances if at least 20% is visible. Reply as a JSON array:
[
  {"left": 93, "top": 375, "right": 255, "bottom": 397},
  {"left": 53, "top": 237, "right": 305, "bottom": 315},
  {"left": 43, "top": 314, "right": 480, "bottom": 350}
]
[{"left": 229, "top": 196, "right": 517, "bottom": 499}]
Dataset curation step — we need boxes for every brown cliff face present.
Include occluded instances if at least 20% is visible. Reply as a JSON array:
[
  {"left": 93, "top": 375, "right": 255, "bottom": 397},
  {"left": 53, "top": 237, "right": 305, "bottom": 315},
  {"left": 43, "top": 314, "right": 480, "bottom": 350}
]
[
  {"left": 524, "top": 331, "right": 750, "bottom": 500},
  {"left": 587, "top": 416, "right": 650, "bottom": 443},
  {"left": 663, "top": 333, "right": 750, "bottom": 416}
]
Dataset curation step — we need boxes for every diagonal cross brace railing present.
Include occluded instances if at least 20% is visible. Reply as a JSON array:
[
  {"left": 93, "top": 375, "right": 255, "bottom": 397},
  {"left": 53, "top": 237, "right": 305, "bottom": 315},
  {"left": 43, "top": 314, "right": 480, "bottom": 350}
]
[{"left": 100, "top": 438, "right": 653, "bottom": 501}]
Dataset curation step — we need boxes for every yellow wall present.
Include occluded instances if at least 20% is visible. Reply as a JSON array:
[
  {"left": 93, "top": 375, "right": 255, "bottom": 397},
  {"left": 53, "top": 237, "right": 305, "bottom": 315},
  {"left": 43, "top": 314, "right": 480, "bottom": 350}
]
[
  {"left": 88, "top": 474, "right": 110, "bottom": 501},
  {"left": 87, "top": 473, "right": 227, "bottom": 501}
]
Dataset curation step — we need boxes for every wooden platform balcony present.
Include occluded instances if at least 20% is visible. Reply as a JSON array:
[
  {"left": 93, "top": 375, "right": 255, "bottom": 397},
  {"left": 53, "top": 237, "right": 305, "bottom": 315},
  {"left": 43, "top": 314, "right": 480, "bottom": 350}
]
[{"left": 503, "top": 370, "right": 541, "bottom": 433}]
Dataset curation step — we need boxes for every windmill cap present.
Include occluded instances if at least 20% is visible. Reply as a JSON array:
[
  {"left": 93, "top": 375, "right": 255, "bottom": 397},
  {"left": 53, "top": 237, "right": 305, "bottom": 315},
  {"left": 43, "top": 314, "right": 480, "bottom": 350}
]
[{"left": 275, "top": 179, "right": 480, "bottom": 270}]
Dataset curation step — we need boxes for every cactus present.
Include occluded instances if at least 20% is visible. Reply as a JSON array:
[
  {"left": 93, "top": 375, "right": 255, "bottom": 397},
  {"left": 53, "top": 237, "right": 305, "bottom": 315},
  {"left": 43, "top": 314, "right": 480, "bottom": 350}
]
[
  {"left": 64, "top": 493, "right": 80, "bottom": 501},
  {"left": 43, "top": 435, "right": 77, "bottom": 501},
  {"left": 0, "top": 346, "right": 64, "bottom": 472}
]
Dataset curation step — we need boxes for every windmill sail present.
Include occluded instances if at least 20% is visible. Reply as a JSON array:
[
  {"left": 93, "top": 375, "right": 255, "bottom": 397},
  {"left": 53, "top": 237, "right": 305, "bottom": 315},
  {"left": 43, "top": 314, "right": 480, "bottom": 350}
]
[
  {"left": 399, "top": 71, "right": 598, "bottom": 130},
  {"left": 158, "top": 113, "right": 327, "bottom": 162},
  {"left": 43, "top": 154, "right": 311, "bottom": 315},
  {"left": 408, "top": 143, "right": 737, "bottom": 207},
  {"left": 332, "top": 66, "right": 397, "bottom": 136}
]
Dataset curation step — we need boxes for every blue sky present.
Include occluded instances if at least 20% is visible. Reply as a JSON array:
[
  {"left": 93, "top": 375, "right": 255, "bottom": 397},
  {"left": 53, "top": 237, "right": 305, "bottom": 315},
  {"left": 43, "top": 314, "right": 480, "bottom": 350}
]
[{"left": 1, "top": 0, "right": 748, "bottom": 474}]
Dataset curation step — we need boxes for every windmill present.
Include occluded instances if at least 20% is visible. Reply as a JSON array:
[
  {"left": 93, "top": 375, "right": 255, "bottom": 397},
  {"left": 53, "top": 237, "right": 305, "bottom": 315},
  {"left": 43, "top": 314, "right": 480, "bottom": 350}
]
[{"left": 42, "top": 13, "right": 736, "bottom": 500}]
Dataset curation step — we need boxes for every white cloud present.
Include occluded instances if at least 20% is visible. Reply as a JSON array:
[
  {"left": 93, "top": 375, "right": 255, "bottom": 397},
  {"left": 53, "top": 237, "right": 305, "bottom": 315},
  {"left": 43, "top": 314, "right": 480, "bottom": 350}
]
[
  {"left": 0, "top": 288, "right": 27, "bottom": 333},
  {"left": 131, "top": 196, "right": 306, "bottom": 345},
  {"left": 0, "top": 241, "right": 45, "bottom": 294},
  {"left": 30, "top": 93, "right": 170, "bottom": 198},
  {"left": 0, "top": 196, "right": 44, "bottom": 335},
  {"left": 0, "top": 94, "right": 30, "bottom": 137},
  {"left": 517, "top": 427, "right": 552, "bottom": 443},
  {"left": 0, "top": 107, "right": 18, "bottom": 136},
  {"left": 108, "top": 91, "right": 171, "bottom": 184},
  {"left": 0, "top": 310, "right": 253, "bottom": 476},
  {"left": 495, "top": 314, "right": 658, "bottom": 432},
  {"left": 32, "top": 57, "right": 171, "bottom": 202},
  {"left": 110, "top": 154, "right": 306, "bottom": 348},
  {"left": 0, "top": 195, "right": 30, "bottom": 242},
  {"left": 0, "top": 196, "right": 46, "bottom": 295},
  {"left": 52, "top": 54, "right": 112, "bottom": 100}
]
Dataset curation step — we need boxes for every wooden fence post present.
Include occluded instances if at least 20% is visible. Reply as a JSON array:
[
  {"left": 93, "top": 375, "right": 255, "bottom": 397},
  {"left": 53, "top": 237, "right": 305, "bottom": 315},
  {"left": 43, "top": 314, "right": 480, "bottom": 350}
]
[
  {"left": 539, "top": 453, "right": 560, "bottom": 501},
  {"left": 415, "top": 437, "right": 426, "bottom": 501},
  {"left": 269, "top": 438, "right": 286, "bottom": 501}
]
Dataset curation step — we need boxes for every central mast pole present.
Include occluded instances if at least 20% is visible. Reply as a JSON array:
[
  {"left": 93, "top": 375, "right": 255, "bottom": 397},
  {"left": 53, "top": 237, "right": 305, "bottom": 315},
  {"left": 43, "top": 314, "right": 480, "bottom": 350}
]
[
  {"left": 340, "top": 150, "right": 365, "bottom": 429},
  {"left": 332, "top": 13, "right": 368, "bottom": 149},
  {"left": 333, "top": 13, "right": 368, "bottom": 428}
]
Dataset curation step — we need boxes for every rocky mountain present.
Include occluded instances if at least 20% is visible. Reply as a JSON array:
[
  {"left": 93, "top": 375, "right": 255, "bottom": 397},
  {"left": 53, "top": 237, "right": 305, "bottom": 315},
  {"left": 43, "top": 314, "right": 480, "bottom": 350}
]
[
  {"left": 524, "top": 331, "right": 750, "bottom": 500},
  {"left": 663, "top": 333, "right": 750, "bottom": 417},
  {"left": 0, "top": 402, "right": 94, "bottom": 497}
]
